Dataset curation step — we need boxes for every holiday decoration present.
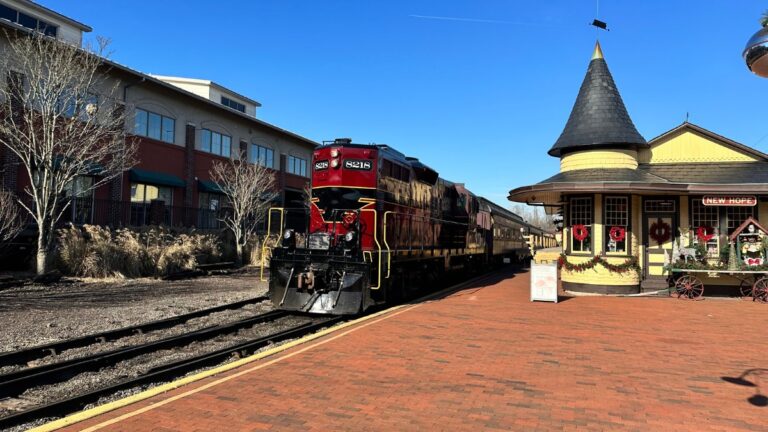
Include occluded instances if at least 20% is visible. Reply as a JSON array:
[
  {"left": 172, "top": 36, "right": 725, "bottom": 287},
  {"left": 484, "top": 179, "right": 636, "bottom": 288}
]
[
  {"left": 649, "top": 219, "right": 671, "bottom": 246},
  {"left": 572, "top": 224, "right": 589, "bottom": 242},
  {"left": 696, "top": 226, "right": 715, "bottom": 243},
  {"left": 609, "top": 226, "right": 626, "bottom": 242},
  {"left": 730, "top": 217, "right": 768, "bottom": 267},
  {"left": 557, "top": 253, "right": 640, "bottom": 276}
]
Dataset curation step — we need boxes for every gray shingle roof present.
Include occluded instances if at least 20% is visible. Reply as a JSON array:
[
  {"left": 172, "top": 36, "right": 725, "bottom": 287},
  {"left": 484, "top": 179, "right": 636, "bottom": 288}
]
[
  {"left": 538, "top": 168, "right": 667, "bottom": 185},
  {"left": 639, "top": 163, "right": 768, "bottom": 184},
  {"left": 548, "top": 43, "right": 647, "bottom": 157}
]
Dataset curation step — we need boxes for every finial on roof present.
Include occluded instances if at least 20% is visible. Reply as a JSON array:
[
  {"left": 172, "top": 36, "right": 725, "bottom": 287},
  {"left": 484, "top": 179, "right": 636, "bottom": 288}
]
[{"left": 592, "top": 40, "right": 604, "bottom": 60}]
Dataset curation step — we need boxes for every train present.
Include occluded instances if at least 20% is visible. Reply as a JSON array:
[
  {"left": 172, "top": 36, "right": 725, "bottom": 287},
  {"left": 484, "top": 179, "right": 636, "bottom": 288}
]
[{"left": 265, "top": 138, "right": 556, "bottom": 315}]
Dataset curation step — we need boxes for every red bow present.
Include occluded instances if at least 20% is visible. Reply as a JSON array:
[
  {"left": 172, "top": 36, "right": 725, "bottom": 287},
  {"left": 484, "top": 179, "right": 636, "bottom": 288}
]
[{"left": 747, "top": 258, "right": 762, "bottom": 265}]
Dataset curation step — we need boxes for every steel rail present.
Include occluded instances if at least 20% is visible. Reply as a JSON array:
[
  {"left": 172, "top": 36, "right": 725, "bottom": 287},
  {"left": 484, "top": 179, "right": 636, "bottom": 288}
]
[
  {"left": 0, "top": 295, "right": 269, "bottom": 367},
  {"left": 0, "top": 309, "right": 289, "bottom": 398},
  {"left": 0, "top": 316, "right": 343, "bottom": 430}
]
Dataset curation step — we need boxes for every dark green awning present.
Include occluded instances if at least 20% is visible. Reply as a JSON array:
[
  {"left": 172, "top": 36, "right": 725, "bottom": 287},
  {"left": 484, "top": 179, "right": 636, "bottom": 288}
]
[
  {"left": 198, "top": 179, "right": 223, "bottom": 194},
  {"left": 129, "top": 168, "right": 186, "bottom": 188}
]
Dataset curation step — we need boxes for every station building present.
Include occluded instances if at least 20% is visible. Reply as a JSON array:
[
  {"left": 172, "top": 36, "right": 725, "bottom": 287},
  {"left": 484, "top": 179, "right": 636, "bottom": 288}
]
[
  {"left": 508, "top": 42, "right": 768, "bottom": 294},
  {"left": 0, "top": 0, "right": 316, "bottom": 231}
]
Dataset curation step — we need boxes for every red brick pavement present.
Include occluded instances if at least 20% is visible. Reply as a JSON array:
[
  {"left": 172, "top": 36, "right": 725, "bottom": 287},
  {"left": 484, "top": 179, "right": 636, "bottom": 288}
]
[{"left": 58, "top": 269, "right": 768, "bottom": 431}]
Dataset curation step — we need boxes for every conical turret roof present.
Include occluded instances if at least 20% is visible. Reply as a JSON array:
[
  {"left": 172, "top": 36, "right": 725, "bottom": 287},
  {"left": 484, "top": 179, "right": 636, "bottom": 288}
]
[{"left": 548, "top": 41, "right": 647, "bottom": 157}]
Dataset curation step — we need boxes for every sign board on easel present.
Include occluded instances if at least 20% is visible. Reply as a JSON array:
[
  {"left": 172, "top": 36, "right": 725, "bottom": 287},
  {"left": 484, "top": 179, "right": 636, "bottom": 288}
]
[{"left": 530, "top": 262, "right": 558, "bottom": 303}]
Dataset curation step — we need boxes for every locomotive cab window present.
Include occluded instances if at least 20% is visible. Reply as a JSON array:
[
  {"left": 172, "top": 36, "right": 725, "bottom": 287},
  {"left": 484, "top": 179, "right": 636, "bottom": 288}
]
[
  {"left": 604, "top": 196, "right": 629, "bottom": 254},
  {"left": 569, "top": 197, "right": 592, "bottom": 253}
]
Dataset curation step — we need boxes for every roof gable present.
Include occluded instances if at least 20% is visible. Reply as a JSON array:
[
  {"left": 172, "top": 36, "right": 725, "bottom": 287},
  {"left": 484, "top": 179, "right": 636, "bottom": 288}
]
[{"left": 639, "top": 123, "right": 768, "bottom": 164}]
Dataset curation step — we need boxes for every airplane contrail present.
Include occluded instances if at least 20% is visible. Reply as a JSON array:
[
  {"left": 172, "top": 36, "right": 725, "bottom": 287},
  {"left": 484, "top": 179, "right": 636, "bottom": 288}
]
[{"left": 408, "top": 14, "right": 546, "bottom": 26}]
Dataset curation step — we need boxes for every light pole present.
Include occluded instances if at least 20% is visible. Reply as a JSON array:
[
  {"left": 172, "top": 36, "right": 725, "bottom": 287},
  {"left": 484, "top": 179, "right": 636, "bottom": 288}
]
[{"left": 743, "top": 12, "right": 768, "bottom": 77}]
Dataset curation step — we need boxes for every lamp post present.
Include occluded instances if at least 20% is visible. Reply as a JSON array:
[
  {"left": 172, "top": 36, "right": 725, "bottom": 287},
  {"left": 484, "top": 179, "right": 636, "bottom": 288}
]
[{"left": 743, "top": 11, "right": 768, "bottom": 77}]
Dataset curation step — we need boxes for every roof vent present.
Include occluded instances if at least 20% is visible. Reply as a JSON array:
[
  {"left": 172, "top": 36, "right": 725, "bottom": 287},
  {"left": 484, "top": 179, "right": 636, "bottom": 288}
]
[{"left": 334, "top": 138, "right": 352, "bottom": 145}]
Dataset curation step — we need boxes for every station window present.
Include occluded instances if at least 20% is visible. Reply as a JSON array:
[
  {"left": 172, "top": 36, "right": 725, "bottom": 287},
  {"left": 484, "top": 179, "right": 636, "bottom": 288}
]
[
  {"left": 726, "top": 206, "right": 754, "bottom": 235},
  {"left": 201, "top": 129, "right": 232, "bottom": 157},
  {"left": 691, "top": 198, "right": 720, "bottom": 258},
  {"left": 604, "top": 196, "right": 629, "bottom": 254},
  {"left": 569, "top": 196, "right": 592, "bottom": 253}
]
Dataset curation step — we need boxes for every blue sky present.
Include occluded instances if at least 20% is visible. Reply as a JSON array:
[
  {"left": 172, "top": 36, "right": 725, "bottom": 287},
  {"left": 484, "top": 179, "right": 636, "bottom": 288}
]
[{"left": 44, "top": 1, "right": 768, "bottom": 205}]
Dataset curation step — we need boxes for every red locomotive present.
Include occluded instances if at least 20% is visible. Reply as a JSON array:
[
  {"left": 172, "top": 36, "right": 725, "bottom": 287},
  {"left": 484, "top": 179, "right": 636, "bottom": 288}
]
[{"left": 265, "top": 138, "right": 554, "bottom": 315}]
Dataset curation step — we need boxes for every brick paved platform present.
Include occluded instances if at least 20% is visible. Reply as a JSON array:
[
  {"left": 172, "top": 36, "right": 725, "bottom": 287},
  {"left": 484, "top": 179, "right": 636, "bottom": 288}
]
[{"left": 55, "top": 269, "right": 767, "bottom": 431}]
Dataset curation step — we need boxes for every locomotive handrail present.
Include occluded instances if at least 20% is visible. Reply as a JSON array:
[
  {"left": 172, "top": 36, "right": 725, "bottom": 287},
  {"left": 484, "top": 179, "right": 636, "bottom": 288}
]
[
  {"left": 383, "top": 211, "right": 394, "bottom": 279},
  {"left": 260, "top": 207, "right": 285, "bottom": 282},
  {"left": 361, "top": 208, "right": 383, "bottom": 290}
]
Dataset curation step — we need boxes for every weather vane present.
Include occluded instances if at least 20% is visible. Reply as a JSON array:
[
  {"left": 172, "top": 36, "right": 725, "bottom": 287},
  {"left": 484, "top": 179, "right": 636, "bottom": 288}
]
[{"left": 591, "top": 0, "right": 608, "bottom": 31}]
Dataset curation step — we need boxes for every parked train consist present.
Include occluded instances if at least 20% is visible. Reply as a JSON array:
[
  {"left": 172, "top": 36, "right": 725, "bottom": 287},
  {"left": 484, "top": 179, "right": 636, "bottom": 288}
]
[{"left": 265, "top": 139, "right": 555, "bottom": 315}]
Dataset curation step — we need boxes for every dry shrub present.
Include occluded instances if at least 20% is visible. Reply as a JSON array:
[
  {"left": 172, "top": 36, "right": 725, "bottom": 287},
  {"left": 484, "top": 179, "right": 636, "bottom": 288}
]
[{"left": 55, "top": 225, "right": 224, "bottom": 278}]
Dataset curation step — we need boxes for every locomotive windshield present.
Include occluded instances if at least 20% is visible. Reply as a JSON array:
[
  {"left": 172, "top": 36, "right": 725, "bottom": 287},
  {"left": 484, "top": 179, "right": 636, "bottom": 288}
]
[{"left": 312, "top": 187, "right": 374, "bottom": 221}]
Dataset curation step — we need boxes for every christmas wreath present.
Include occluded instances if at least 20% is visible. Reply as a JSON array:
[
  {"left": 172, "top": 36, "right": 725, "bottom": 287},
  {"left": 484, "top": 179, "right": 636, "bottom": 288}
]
[
  {"left": 609, "top": 226, "right": 626, "bottom": 242},
  {"left": 572, "top": 224, "right": 589, "bottom": 242},
  {"left": 696, "top": 226, "right": 715, "bottom": 243},
  {"left": 649, "top": 218, "right": 671, "bottom": 245}
]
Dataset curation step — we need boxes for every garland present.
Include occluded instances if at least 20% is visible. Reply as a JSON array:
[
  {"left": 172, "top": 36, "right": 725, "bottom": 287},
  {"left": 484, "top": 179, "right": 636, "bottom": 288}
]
[
  {"left": 609, "top": 226, "right": 626, "bottom": 242},
  {"left": 557, "top": 253, "right": 640, "bottom": 275},
  {"left": 649, "top": 218, "right": 671, "bottom": 245},
  {"left": 572, "top": 224, "right": 589, "bottom": 242}
]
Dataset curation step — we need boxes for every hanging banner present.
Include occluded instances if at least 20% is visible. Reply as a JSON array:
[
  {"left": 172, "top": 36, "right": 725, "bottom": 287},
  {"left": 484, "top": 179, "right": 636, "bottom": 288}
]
[{"left": 702, "top": 196, "right": 757, "bottom": 207}]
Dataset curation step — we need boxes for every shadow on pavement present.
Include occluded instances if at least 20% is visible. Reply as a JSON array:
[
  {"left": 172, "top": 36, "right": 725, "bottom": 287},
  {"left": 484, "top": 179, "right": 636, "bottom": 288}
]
[{"left": 722, "top": 369, "right": 768, "bottom": 407}]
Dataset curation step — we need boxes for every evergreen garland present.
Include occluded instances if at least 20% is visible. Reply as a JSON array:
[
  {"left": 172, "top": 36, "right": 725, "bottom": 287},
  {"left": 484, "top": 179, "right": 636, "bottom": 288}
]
[{"left": 557, "top": 253, "right": 640, "bottom": 275}]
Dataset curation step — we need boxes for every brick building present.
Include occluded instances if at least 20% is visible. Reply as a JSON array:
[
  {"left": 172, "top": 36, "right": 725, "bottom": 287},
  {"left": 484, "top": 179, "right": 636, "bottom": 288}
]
[{"left": 0, "top": 0, "right": 316, "bottom": 232}]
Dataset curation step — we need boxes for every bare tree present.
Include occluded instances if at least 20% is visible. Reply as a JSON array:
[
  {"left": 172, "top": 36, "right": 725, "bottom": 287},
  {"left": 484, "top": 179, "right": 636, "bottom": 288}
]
[
  {"left": 0, "top": 189, "right": 22, "bottom": 242},
  {"left": 0, "top": 32, "right": 136, "bottom": 274},
  {"left": 510, "top": 203, "right": 555, "bottom": 232},
  {"left": 210, "top": 154, "right": 277, "bottom": 266}
]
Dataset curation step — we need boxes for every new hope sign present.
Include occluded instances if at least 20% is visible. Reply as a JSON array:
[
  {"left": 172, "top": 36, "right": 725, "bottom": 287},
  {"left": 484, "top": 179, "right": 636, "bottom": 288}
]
[{"left": 702, "top": 196, "right": 757, "bottom": 206}]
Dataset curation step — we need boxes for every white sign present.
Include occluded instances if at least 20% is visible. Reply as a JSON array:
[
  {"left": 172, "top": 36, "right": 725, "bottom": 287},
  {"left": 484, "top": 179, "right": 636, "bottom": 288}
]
[{"left": 530, "top": 262, "right": 558, "bottom": 303}]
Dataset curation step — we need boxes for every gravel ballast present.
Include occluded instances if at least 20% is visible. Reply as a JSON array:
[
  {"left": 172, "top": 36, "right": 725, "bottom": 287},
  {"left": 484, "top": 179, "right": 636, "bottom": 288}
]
[{"left": 0, "top": 269, "right": 267, "bottom": 352}]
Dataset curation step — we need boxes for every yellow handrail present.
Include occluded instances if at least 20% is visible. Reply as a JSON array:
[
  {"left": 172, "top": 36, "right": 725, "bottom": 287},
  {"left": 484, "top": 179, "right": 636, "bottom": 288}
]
[
  {"left": 260, "top": 207, "right": 285, "bottom": 282},
  {"left": 361, "top": 208, "right": 383, "bottom": 289}
]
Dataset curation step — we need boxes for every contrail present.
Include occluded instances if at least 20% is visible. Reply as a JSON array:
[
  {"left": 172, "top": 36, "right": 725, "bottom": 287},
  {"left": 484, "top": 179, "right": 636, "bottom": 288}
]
[{"left": 408, "top": 14, "right": 545, "bottom": 26}]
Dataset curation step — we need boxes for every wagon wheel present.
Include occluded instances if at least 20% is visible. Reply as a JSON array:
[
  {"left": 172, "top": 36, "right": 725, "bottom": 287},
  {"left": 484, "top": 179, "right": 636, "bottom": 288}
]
[
  {"left": 674, "top": 275, "right": 704, "bottom": 300},
  {"left": 753, "top": 277, "right": 768, "bottom": 303},
  {"left": 740, "top": 279, "right": 754, "bottom": 299}
]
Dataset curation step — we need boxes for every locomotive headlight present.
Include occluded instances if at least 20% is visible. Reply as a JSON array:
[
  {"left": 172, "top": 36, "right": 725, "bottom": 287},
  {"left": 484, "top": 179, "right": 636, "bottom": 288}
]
[
  {"left": 282, "top": 229, "right": 296, "bottom": 249},
  {"left": 330, "top": 148, "right": 340, "bottom": 158},
  {"left": 344, "top": 230, "right": 356, "bottom": 243},
  {"left": 330, "top": 159, "right": 340, "bottom": 168}
]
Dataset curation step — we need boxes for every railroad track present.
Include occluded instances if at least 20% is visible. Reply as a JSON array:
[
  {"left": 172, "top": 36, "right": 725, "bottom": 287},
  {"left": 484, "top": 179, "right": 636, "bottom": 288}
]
[
  {"left": 0, "top": 267, "right": 512, "bottom": 430},
  {"left": 0, "top": 295, "right": 270, "bottom": 368},
  {"left": 0, "top": 315, "right": 342, "bottom": 430}
]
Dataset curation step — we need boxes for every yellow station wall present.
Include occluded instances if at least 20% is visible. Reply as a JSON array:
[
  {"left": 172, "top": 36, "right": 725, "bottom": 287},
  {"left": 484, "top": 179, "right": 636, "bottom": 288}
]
[
  {"left": 639, "top": 130, "right": 760, "bottom": 164},
  {"left": 560, "top": 149, "right": 639, "bottom": 172}
]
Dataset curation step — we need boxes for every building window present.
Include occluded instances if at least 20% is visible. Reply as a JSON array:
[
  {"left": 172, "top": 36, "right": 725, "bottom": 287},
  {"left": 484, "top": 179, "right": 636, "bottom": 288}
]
[
  {"left": 61, "top": 92, "right": 98, "bottom": 120},
  {"left": 726, "top": 206, "right": 754, "bottom": 235},
  {"left": 691, "top": 198, "right": 720, "bottom": 259},
  {"left": 250, "top": 144, "right": 274, "bottom": 168},
  {"left": 130, "top": 183, "right": 173, "bottom": 204},
  {"left": 130, "top": 183, "right": 173, "bottom": 226},
  {"left": 569, "top": 197, "right": 592, "bottom": 253},
  {"left": 198, "top": 192, "right": 226, "bottom": 229},
  {"left": 134, "top": 108, "right": 175, "bottom": 144},
  {"left": 221, "top": 96, "right": 246, "bottom": 113},
  {"left": 604, "top": 196, "right": 629, "bottom": 254},
  {"left": 287, "top": 155, "right": 307, "bottom": 177},
  {"left": 644, "top": 199, "right": 675, "bottom": 213},
  {"left": 201, "top": 129, "right": 232, "bottom": 157},
  {"left": 0, "top": 5, "right": 58, "bottom": 37}
]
